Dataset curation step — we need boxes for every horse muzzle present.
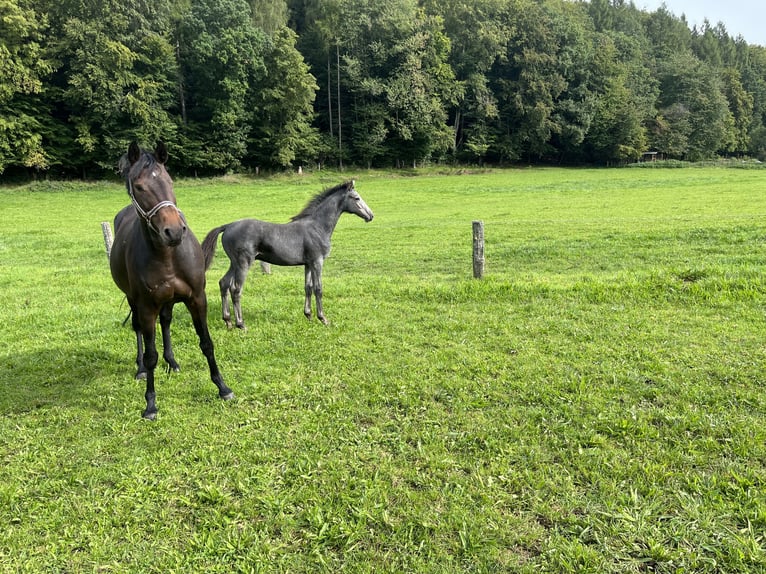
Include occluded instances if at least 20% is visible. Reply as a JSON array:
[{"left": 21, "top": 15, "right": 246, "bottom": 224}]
[
  {"left": 154, "top": 208, "right": 187, "bottom": 246},
  {"left": 162, "top": 224, "right": 186, "bottom": 246},
  {"left": 359, "top": 204, "right": 374, "bottom": 222}
]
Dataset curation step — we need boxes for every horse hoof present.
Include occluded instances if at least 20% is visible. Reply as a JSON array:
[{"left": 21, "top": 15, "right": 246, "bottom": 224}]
[
  {"left": 142, "top": 410, "right": 157, "bottom": 421},
  {"left": 135, "top": 371, "right": 147, "bottom": 380},
  {"left": 220, "top": 391, "right": 235, "bottom": 401},
  {"left": 235, "top": 323, "right": 246, "bottom": 331},
  {"left": 164, "top": 364, "right": 181, "bottom": 374}
]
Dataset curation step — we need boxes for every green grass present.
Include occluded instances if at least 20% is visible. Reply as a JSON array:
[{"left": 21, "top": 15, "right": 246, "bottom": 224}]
[{"left": 1, "top": 166, "right": 765, "bottom": 572}]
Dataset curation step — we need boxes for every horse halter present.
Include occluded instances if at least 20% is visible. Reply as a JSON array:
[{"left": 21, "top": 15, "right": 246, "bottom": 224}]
[{"left": 127, "top": 178, "right": 180, "bottom": 235}]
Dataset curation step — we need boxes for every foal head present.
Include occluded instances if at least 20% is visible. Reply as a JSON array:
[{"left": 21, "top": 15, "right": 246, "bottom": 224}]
[
  {"left": 342, "top": 180, "right": 374, "bottom": 222},
  {"left": 290, "top": 179, "right": 374, "bottom": 223},
  {"left": 122, "top": 141, "right": 186, "bottom": 246}
]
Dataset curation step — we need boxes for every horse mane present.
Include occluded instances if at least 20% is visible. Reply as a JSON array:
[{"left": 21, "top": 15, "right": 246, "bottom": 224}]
[
  {"left": 291, "top": 180, "right": 353, "bottom": 221},
  {"left": 117, "top": 153, "right": 132, "bottom": 179}
]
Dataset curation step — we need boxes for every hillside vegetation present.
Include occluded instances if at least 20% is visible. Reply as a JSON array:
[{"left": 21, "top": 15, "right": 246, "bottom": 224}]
[{"left": 3, "top": 0, "right": 766, "bottom": 176}]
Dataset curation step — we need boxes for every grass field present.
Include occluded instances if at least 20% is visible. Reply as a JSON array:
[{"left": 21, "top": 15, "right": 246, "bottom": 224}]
[{"left": 1, "top": 166, "right": 765, "bottom": 572}]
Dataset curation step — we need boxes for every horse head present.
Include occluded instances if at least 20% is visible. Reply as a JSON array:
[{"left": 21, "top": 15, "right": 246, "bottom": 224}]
[
  {"left": 124, "top": 141, "right": 186, "bottom": 246},
  {"left": 343, "top": 180, "right": 374, "bottom": 222}
]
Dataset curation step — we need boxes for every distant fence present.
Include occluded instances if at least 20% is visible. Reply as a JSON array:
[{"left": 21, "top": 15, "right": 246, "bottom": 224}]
[
  {"left": 102, "top": 219, "right": 473, "bottom": 278},
  {"left": 101, "top": 222, "right": 113, "bottom": 260},
  {"left": 472, "top": 221, "right": 484, "bottom": 279},
  {"left": 99, "top": 220, "right": 271, "bottom": 274}
]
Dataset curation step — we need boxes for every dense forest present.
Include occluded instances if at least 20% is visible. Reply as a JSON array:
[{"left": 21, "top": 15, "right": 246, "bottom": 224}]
[{"left": 3, "top": 0, "right": 766, "bottom": 176}]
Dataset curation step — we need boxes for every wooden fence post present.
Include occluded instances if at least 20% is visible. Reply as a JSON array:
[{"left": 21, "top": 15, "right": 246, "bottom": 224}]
[
  {"left": 101, "top": 221, "right": 113, "bottom": 260},
  {"left": 472, "top": 220, "right": 484, "bottom": 279}
]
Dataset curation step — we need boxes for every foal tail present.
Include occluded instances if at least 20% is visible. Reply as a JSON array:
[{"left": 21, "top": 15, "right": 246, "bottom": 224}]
[{"left": 201, "top": 225, "right": 227, "bottom": 270}]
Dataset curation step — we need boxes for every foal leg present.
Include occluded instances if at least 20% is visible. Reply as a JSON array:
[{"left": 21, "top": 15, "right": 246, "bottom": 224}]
[
  {"left": 186, "top": 294, "right": 234, "bottom": 401},
  {"left": 231, "top": 258, "right": 252, "bottom": 330},
  {"left": 219, "top": 267, "right": 235, "bottom": 329},
  {"left": 159, "top": 302, "right": 180, "bottom": 373},
  {"left": 312, "top": 261, "right": 328, "bottom": 325},
  {"left": 303, "top": 267, "right": 313, "bottom": 321}
]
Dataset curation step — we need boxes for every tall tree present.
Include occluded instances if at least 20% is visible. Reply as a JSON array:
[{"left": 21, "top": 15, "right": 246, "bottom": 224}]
[
  {"left": 653, "top": 52, "right": 734, "bottom": 160},
  {"left": 246, "top": 26, "right": 319, "bottom": 167},
  {"left": 0, "top": 0, "right": 52, "bottom": 173},
  {"left": 739, "top": 45, "right": 766, "bottom": 158},
  {"left": 642, "top": 5, "right": 693, "bottom": 60},
  {"left": 422, "top": 0, "right": 507, "bottom": 162},
  {"left": 692, "top": 19, "right": 724, "bottom": 68},
  {"left": 44, "top": 0, "right": 178, "bottom": 172},
  {"left": 249, "top": 0, "right": 288, "bottom": 34},
  {"left": 720, "top": 67, "right": 754, "bottom": 155},
  {"left": 582, "top": 26, "right": 655, "bottom": 163},
  {"left": 489, "top": 0, "right": 579, "bottom": 162},
  {"left": 586, "top": 74, "right": 647, "bottom": 162},
  {"left": 547, "top": 0, "right": 601, "bottom": 162},
  {"left": 304, "top": 0, "right": 456, "bottom": 167},
  {"left": 293, "top": 0, "right": 343, "bottom": 164},
  {"left": 175, "top": 0, "right": 266, "bottom": 172}
]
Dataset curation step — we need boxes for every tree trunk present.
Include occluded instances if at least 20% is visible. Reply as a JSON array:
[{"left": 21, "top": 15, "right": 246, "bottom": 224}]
[
  {"left": 177, "top": 40, "right": 187, "bottom": 124},
  {"left": 337, "top": 42, "right": 343, "bottom": 170},
  {"left": 327, "top": 53, "right": 333, "bottom": 138}
]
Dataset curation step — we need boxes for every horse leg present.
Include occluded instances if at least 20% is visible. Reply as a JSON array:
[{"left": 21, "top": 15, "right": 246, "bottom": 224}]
[
  {"left": 312, "top": 261, "right": 328, "bottom": 325},
  {"left": 137, "top": 309, "right": 160, "bottom": 420},
  {"left": 185, "top": 294, "right": 234, "bottom": 401},
  {"left": 219, "top": 267, "right": 235, "bottom": 329},
  {"left": 134, "top": 331, "right": 146, "bottom": 379},
  {"left": 231, "top": 258, "right": 251, "bottom": 330},
  {"left": 131, "top": 305, "right": 147, "bottom": 380},
  {"left": 159, "top": 302, "right": 180, "bottom": 373},
  {"left": 303, "top": 267, "right": 313, "bottom": 321}
]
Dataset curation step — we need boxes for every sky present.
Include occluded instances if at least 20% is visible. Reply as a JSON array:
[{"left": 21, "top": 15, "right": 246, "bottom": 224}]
[{"left": 636, "top": 0, "right": 766, "bottom": 47}]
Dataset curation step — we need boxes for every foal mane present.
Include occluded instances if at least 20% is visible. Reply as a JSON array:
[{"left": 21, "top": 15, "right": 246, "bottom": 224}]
[{"left": 291, "top": 180, "right": 353, "bottom": 221}]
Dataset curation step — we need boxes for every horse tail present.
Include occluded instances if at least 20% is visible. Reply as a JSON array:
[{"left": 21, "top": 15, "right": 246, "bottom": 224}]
[{"left": 201, "top": 225, "right": 226, "bottom": 270}]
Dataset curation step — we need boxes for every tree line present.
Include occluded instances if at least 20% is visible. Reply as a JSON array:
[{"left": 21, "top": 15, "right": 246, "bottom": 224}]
[{"left": 3, "top": 0, "right": 766, "bottom": 177}]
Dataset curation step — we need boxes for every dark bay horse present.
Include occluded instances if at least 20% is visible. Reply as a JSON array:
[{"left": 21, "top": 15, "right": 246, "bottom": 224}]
[
  {"left": 201, "top": 180, "right": 373, "bottom": 329},
  {"left": 110, "top": 142, "right": 234, "bottom": 419}
]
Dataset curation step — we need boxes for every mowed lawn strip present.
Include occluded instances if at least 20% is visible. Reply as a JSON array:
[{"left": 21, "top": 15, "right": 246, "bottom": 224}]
[{"left": 0, "top": 166, "right": 764, "bottom": 572}]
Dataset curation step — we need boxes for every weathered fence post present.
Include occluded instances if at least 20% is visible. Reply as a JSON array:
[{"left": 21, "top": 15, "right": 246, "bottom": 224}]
[
  {"left": 101, "top": 221, "right": 113, "bottom": 260},
  {"left": 472, "top": 220, "right": 484, "bottom": 279}
]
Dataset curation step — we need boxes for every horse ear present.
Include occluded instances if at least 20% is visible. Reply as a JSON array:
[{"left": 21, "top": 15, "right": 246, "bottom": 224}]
[
  {"left": 155, "top": 141, "right": 169, "bottom": 164},
  {"left": 128, "top": 141, "right": 141, "bottom": 165}
]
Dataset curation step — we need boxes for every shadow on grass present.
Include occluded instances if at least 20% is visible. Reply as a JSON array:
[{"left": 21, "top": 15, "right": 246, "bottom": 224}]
[
  {"left": 0, "top": 330, "right": 238, "bottom": 419},
  {"left": 0, "top": 345, "right": 126, "bottom": 416}
]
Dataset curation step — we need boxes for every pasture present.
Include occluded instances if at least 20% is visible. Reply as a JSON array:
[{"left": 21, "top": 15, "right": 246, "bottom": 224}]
[{"left": 1, "top": 166, "right": 765, "bottom": 572}]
